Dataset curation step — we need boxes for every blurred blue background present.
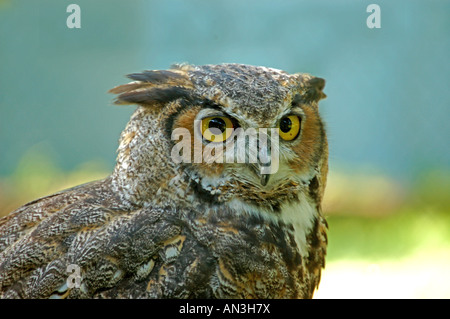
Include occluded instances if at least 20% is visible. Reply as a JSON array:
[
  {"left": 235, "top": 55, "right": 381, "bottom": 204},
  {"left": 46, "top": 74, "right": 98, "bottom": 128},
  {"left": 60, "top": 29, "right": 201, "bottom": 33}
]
[
  {"left": 0, "top": 0, "right": 449, "bottom": 298},
  {"left": 1, "top": 0, "right": 448, "bottom": 181}
]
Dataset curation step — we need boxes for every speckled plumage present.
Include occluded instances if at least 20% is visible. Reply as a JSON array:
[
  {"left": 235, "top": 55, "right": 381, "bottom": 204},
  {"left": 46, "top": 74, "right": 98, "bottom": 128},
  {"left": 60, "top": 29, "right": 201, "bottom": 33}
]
[{"left": 0, "top": 63, "right": 328, "bottom": 298}]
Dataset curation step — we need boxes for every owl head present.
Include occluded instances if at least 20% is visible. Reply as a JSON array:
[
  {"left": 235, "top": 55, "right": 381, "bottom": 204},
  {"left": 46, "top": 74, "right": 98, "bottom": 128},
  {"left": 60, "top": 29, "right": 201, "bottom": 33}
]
[{"left": 109, "top": 63, "right": 327, "bottom": 214}]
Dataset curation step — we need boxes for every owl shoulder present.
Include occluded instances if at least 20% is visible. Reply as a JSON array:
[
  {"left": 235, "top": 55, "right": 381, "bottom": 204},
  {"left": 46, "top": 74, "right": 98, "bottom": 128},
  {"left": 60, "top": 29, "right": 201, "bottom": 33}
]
[{"left": 0, "top": 178, "right": 183, "bottom": 298}]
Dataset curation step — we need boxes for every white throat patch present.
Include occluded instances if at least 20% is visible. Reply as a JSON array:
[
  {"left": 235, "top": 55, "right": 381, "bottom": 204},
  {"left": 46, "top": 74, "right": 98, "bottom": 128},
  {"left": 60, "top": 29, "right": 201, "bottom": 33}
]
[
  {"left": 279, "top": 192, "right": 317, "bottom": 257},
  {"left": 226, "top": 191, "right": 317, "bottom": 257}
]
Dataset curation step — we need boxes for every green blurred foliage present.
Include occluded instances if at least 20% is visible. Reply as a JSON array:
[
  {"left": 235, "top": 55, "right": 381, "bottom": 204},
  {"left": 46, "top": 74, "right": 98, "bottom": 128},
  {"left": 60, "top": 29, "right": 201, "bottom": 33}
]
[
  {"left": 0, "top": 146, "right": 109, "bottom": 216},
  {"left": 326, "top": 208, "right": 450, "bottom": 261}
]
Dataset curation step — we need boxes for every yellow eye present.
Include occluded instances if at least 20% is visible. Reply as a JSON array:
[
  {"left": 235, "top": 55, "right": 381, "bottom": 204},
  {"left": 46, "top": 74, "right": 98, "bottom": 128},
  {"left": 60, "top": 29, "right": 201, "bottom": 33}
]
[
  {"left": 201, "top": 116, "right": 234, "bottom": 142},
  {"left": 278, "top": 115, "right": 301, "bottom": 141}
]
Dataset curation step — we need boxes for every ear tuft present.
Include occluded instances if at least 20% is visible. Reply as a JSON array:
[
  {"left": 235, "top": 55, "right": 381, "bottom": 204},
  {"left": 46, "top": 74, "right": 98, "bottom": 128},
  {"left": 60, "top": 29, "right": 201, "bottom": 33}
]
[
  {"left": 108, "top": 69, "right": 194, "bottom": 106},
  {"left": 126, "top": 70, "right": 190, "bottom": 86},
  {"left": 304, "top": 77, "right": 327, "bottom": 103},
  {"left": 111, "top": 86, "right": 192, "bottom": 106}
]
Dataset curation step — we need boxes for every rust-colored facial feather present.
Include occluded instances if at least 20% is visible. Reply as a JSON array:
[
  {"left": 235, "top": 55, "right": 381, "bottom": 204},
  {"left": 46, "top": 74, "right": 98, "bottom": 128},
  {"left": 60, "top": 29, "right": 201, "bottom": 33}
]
[
  {"left": 289, "top": 103, "right": 327, "bottom": 176},
  {"left": 170, "top": 106, "right": 227, "bottom": 177}
]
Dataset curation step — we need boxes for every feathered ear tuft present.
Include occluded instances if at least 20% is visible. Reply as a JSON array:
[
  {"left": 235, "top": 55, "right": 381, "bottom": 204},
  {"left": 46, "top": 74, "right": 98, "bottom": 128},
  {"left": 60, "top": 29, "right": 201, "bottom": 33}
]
[
  {"left": 111, "top": 86, "right": 192, "bottom": 106},
  {"left": 108, "top": 69, "right": 194, "bottom": 106},
  {"left": 126, "top": 70, "right": 191, "bottom": 86},
  {"left": 303, "top": 77, "right": 327, "bottom": 103}
]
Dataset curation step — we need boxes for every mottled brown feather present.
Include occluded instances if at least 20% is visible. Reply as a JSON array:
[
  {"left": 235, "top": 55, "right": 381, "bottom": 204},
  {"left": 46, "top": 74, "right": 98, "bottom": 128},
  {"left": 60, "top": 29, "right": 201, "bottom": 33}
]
[{"left": 0, "top": 63, "right": 328, "bottom": 299}]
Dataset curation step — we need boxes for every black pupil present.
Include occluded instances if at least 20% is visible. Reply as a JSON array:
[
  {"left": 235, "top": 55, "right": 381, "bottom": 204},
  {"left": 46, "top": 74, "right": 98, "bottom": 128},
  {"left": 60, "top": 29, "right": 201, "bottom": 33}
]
[
  {"left": 280, "top": 117, "right": 292, "bottom": 133},
  {"left": 209, "top": 118, "right": 227, "bottom": 133}
]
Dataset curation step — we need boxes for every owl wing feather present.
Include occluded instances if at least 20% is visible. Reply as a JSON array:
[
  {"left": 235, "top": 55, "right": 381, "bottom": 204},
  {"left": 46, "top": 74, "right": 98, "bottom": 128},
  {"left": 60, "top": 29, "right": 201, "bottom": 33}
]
[
  {"left": 0, "top": 178, "right": 325, "bottom": 298},
  {"left": 0, "top": 178, "right": 183, "bottom": 298}
]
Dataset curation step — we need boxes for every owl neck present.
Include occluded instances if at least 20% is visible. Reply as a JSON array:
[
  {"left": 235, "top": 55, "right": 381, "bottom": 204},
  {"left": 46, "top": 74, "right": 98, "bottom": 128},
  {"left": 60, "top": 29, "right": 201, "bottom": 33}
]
[
  {"left": 110, "top": 157, "right": 180, "bottom": 207},
  {"left": 184, "top": 168, "right": 323, "bottom": 257},
  {"left": 108, "top": 108, "right": 179, "bottom": 206}
]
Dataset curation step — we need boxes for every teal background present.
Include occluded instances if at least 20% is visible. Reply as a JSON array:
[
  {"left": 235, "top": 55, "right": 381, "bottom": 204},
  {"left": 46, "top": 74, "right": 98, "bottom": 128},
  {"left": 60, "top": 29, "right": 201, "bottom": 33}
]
[{"left": 0, "top": 0, "right": 449, "bottom": 182}]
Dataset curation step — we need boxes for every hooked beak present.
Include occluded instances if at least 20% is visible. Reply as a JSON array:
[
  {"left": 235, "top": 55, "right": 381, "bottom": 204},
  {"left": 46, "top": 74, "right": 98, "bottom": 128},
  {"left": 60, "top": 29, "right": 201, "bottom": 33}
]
[
  {"left": 260, "top": 173, "right": 270, "bottom": 186},
  {"left": 249, "top": 163, "right": 271, "bottom": 186},
  {"left": 253, "top": 143, "right": 272, "bottom": 187},
  {"left": 246, "top": 128, "right": 279, "bottom": 187}
]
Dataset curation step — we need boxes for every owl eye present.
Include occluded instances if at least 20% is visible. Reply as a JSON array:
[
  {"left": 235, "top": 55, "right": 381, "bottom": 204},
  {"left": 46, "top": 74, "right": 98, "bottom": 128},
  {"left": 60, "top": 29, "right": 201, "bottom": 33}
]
[
  {"left": 278, "top": 115, "right": 301, "bottom": 141},
  {"left": 201, "top": 116, "right": 234, "bottom": 142}
]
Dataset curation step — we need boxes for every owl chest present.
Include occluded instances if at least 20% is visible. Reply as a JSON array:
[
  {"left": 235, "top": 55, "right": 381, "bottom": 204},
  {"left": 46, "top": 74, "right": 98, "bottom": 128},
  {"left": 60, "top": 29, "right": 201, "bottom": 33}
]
[
  {"left": 212, "top": 193, "right": 318, "bottom": 257},
  {"left": 156, "top": 200, "right": 320, "bottom": 298}
]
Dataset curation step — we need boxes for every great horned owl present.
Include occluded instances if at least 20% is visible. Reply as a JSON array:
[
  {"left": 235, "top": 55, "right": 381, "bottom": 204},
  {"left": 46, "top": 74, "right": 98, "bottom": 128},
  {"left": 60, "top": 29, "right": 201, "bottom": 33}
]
[{"left": 0, "top": 63, "right": 328, "bottom": 299}]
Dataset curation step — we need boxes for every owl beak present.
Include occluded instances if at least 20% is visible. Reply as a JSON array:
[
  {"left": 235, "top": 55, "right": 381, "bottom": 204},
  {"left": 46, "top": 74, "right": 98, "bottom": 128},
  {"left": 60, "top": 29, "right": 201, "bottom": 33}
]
[
  {"left": 249, "top": 164, "right": 271, "bottom": 186},
  {"left": 245, "top": 129, "right": 278, "bottom": 187},
  {"left": 255, "top": 133, "right": 275, "bottom": 187},
  {"left": 260, "top": 173, "right": 270, "bottom": 186}
]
